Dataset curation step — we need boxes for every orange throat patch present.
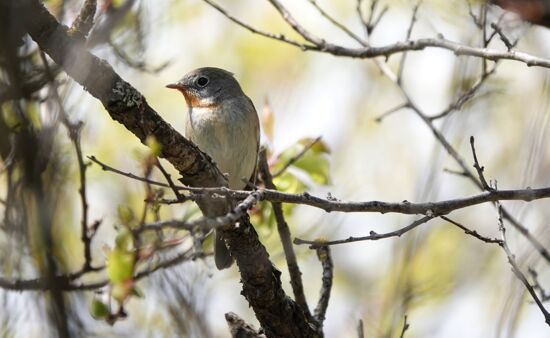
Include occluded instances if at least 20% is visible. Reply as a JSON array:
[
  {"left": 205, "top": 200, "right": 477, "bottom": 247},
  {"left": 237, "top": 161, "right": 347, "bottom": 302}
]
[{"left": 182, "top": 90, "right": 220, "bottom": 109}]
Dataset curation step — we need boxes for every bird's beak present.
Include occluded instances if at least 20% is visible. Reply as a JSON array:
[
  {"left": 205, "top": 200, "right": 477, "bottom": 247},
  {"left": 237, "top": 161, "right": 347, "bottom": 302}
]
[{"left": 166, "top": 82, "right": 184, "bottom": 90}]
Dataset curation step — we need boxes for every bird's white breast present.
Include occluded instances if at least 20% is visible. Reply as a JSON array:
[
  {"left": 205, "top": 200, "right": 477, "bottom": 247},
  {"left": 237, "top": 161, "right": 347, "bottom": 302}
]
[{"left": 185, "top": 97, "right": 259, "bottom": 190}]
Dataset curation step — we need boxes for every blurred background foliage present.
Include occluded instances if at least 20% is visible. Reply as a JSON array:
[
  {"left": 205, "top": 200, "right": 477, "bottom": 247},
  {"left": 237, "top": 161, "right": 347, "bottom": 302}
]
[{"left": 1, "top": 0, "right": 550, "bottom": 337}]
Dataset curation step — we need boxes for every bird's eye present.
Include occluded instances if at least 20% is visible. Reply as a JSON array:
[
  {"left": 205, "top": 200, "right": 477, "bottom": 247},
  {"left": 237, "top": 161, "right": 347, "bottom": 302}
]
[{"left": 196, "top": 76, "right": 209, "bottom": 87}]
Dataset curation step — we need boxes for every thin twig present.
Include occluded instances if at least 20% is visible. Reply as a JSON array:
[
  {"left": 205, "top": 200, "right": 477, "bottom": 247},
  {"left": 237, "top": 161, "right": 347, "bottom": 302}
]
[
  {"left": 267, "top": 0, "right": 326, "bottom": 46},
  {"left": 355, "top": 0, "right": 369, "bottom": 38},
  {"left": 313, "top": 245, "right": 333, "bottom": 327},
  {"left": 429, "top": 66, "right": 497, "bottom": 120},
  {"left": 397, "top": 1, "right": 423, "bottom": 84},
  {"left": 307, "top": 0, "right": 366, "bottom": 46},
  {"left": 375, "top": 102, "right": 410, "bottom": 123},
  {"left": 443, "top": 168, "right": 469, "bottom": 177},
  {"left": 155, "top": 159, "right": 186, "bottom": 201},
  {"left": 39, "top": 50, "right": 96, "bottom": 271},
  {"left": 89, "top": 155, "right": 174, "bottom": 189},
  {"left": 441, "top": 215, "right": 502, "bottom": 244},
  {"left": 496, "top": 205, "right": 550, "bottom": 326},
  {"left": 201, "top": 0, "right": 317, "bottom": 51},
  {"left": 466, "top": 0, "right": 482, "bottom": 28},
  {"left": 470, "top": 136, "right": 494, "bottom": 191},
  {"left": 138, "top": 190, "right": 264, "bottom": 233},
  {"left": 357, "top": 319, "right": 364, "bottom": 338},
  {"left": 294, "top": 216, "right": 434, "bottom": 247},
  {"left": 480, "top": 3, "right": 488, "bottom": 73},
  {"left": 109, "top": 39, "right": 170, "bottom": 73},
  {"left": 529, "top": 268, "right": 550, "bottom": 302},
  {"left": 258, "top": 150, "right": 311, "bottom": 319},
  {"left": 399, "top": 315, "right": 410, "bottom": 338},
  {"left": 490, "top": 22, "right": 513, "bottom": 50},
  {"left": 0, "top": 250, "right": 207, "bottom": 291}
]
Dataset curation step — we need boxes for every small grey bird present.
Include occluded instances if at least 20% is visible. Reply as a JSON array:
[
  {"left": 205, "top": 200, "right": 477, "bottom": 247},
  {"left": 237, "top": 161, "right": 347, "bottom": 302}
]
[{"left": 167, "top": 67, "right": 260, "bottom": 269}]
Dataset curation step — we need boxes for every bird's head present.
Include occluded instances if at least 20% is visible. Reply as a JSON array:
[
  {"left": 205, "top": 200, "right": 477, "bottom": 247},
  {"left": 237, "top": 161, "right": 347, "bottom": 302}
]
[{"left": 166, "top": 67, "right": 244, "bottom": 108}]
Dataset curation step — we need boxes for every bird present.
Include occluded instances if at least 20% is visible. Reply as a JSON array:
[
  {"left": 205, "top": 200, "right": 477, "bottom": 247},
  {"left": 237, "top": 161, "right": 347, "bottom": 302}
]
[{"left": 167, "top": 67, "right": 260, "bottom": 269}]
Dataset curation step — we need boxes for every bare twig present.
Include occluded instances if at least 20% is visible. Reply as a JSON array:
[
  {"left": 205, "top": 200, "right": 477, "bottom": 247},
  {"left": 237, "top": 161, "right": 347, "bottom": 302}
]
[
  {"left": 294, "top": 216, "right": 434, "bottom": 247},
  {"left": 258, "top": 150, "right": 311, "bottom": 319},
  {"left": 74, "top": 125, "right": 94, "bottom": 270},
  {"left": 466, "top": 0, "right": 482, "bottom": 28},
  {"left": 138, "top": 190, "right": 264, "bottom": 233},
  {"left": 497, "top": 205, "right": 550, "bottom": 326},
  {"left": 0, "top": 250, "right": 206, "bottom": 291},
  {"left": 355, "top": 0, "right": 369, "bottom": 38},
  {"left": 490, "top": 22, "right": 513, "bottom": 50},
  {"left": 441, "top": 215, "right": 502, "bottom": 244},
  {"left": 201, "top": 0, "right": 316, "bottom": 51},
  {"left": 369, "top": 5, "right": 388, "bottom": 35},
  {"left": 443, "top": 168, "right": 469, "bottom": 177},
  {"left": 155, "top": 159, "right": 186, "bottom": 202},
  {"left": 267, "top": 0, "right": 326, "bottom": 46},
  {"left": 397, "top": 1, "right": 423, "bottom": 84},
  {"left": 375, "top": 102, "right": 410, "bottom": 123},
  {"left": 39, "top": 50, "right": 96, "bottom": 272},
  {"left": 399, "top": 315, "right": 410, "bottom": 338},
  {"left": 313, "top": 245, "right": 333, "bottom": 327},
  {"left": 89, "top": 155, "right": 179, "bottom": 189},
  {"left": 357, "top": 0, "right": 388, "bottom": 37},
  {"left": 109, "top": 39, "right": 170, "bottom": 73},
  {"left": 357, "top": 319, "right": 364, "bottom": 338},
  {"left": 307, "top": 0, "right": 366, "bottom": 46},
  {"left": 428, "top": 66, "right": 497, "bottom": 120},
  {"left": 468, "top": 137, "right": 550, "bottom": 263},
  {"left": 529, "top": 268, "right": 550, "bottom": 302},
  {"left": 470, "top": 136, "right": 493, "bottom": 191}
]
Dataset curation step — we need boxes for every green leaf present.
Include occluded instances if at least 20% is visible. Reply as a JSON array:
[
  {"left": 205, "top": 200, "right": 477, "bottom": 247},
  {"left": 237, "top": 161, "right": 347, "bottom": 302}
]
[
  {"left": 114, "top": 227, "right": 133, "bottom": 251},
  {"left": 90, "top": 298, "right": 110, "bottom": 319},
  {"left": 106, "top": 247, "right": 135, "bottom": 284},
  {"left": 293, "top": 152, "right": 330, "bottom": 185},
  {"left": 145, "top": 136, "right": 163, "bottom": 157},
  {"left": 117, "top": 205, "right": 135, "bottom": 227},
  {"left": 272, "top": 138, "right": 331, "bottom": 185},
  {"left": 273, "top": 171, "right": 307, "bottom": 193},
  {"left": 130, "top": 286, "right": 144, "bottom": 298}
]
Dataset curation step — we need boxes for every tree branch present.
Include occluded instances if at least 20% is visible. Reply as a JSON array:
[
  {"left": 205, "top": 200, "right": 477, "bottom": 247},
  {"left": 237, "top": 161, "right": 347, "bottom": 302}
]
[
  {"left": 294, "top": 216, "right": 434, "bottom": 247},
  {"left": 86, "top": 157, "right": 550, "bottom": 217},
  {"left": 496, "top": 205, "right": 550, "bottom": 326},
  {"left": 258, "top": 149, "right": 312, "bottom": 322},
  {"left": 201, "top": 0, "right": 550, "bottom": 68},
  {"left": 313, "top": 245, "right": 333, "bottom": 327}
]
